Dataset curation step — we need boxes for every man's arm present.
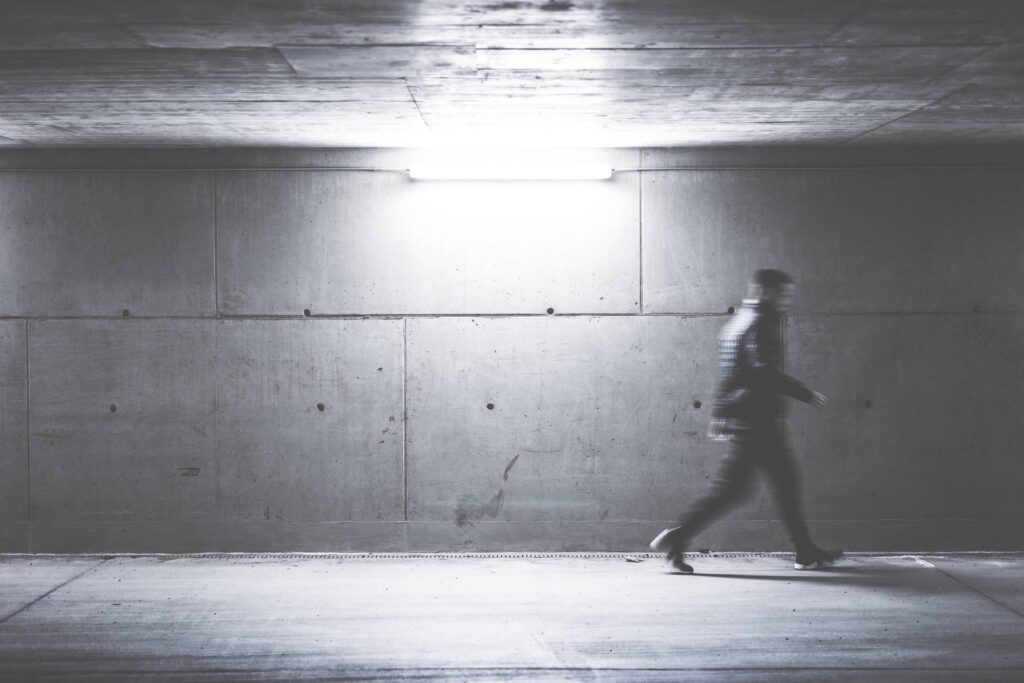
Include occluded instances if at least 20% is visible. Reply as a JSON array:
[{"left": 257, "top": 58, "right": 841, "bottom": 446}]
[
  {"left": 708, "top": 314, "right": 825, "bottom": 441},
  {"left": 747, "top": 320, "right": 825, "bottom": 407},
  {"left": 778, "top": 372, "right": 817, "bottom": 404},
  {"left": 782, "top": 375, "right": 827, "bottom": 406}
]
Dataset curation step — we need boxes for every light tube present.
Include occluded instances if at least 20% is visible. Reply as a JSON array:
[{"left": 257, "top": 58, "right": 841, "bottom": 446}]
[{"left": 408, "top": 160, "right": 613, "bottom": 181}]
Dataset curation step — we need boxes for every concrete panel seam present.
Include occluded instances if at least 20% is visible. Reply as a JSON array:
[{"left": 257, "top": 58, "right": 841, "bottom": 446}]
[
  {"left": 5, "top": 312, "right": 1021, "bottom": 321},
  {"left": 932, "top": 566, "right": 1024, "bottom": 620},
  {"left": 0, "top": 167, "right": 405, "bottom": 173},
  {"left": 844, "top": 85, "right": 969, "bottom": 144},
  {"left": 638, "top": 167, "right": 644, "bottom": 314},
  {"left": 0, "top": 557, "right": 109, "bottom": 624},
  {"left": 24, "top": 319, "right": 30, "bottom": 537},
  {"left": 0, "top": 313, "right": 737, "bottom": 321},
  {"left": 405, "top": 79, "right": 429, "bottom": 130},
  {"left": 402, "top": 317, "right": 408, "bottom": 521},
  {"left": 214, "top": 172, "right": 219, "bottom": 317},
  {"left": 625, "top": 164, "right": 1024, "bottom": 171},
  {"left": 6, "top": 165, "right": 1024, "bottom": 171},
  {"left": 3, "top": 552, "right": 1019, "bottom": 560}
]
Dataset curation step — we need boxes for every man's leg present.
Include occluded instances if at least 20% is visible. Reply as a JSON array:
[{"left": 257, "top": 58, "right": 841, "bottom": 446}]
[
  {"left": 760, "top": 429, "right": 842, "bottom": 569},
  {"left": 676, "top": 434, "right": 758, "bottom": 539},
  {"left": 650, "top": 432, "right": 758, "bottom": 571},
  {"left": 759, "top": 429, "right": 812, "bottom": 551}
]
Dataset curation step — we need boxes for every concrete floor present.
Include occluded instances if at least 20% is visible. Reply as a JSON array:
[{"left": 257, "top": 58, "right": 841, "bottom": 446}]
[{"left": 0, "top": 553, "right": 1022, "bottom": 681}]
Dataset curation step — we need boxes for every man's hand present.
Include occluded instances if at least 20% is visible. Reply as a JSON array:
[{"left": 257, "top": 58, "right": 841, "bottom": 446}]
[
  {"left": 810, "top": 391, "right": 827, "bottom": 408},
  {"left": 707, "top": 419, "right": 730, "bottom": 442}
]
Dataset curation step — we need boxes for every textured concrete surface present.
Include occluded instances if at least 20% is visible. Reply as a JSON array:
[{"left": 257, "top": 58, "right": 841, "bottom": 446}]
[
  {"left": 406, "top": 316, "right": 722, "bottom": 522},
  {"left": 0, "top": 322, "right": 27, "bottom": 524},
  {"left": 216, "top": 164, "right": 639, "bottom": 315},
  {"left": 2, "top": 148, "right": 1022, "bottom": 552},
  {"left": 28, "top": 320, "right": 404, "bottom": 535},
  {"left": 791, "top": 313, "right": 1024, "bottom": 549},
  {"left": 4, "top": 3, "right": 1024, "bottom": 146},
  {"left": 968, "top": 314, "right": 1024, "bottom": 547},
  {"left": 0, "top": 554, "right": 1022, "bottom": 681},
  {"left": 789, "top": 316, "right": 1000, "bottom": 523},
  {"left": 641, "top": 166, "right": 1024, "bottom": 314},
  {"left": 0, "top": 172, "right": 215, "bottom": 316}
]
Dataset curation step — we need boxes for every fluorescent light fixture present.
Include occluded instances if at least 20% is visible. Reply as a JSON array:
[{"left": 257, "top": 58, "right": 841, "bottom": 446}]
[
  {"left": 410, "top": 162, "right": 612, "bottom": 181},
  {"left": 408, "top": 150, "right": 613, "bottom": 180}
]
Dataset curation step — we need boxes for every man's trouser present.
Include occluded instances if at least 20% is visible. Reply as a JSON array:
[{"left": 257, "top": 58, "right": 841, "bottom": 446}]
[{"left": 676, "top": 423, "right": 813, "bottom": 551}]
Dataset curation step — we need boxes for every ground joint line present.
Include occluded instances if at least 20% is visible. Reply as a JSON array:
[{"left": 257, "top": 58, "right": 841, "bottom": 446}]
[
  {"left": 930, "top": 565, "right": 1024, "bottom": 621},
  {"left": 0, "top": 558, "right": 110, "bottom": 625}
]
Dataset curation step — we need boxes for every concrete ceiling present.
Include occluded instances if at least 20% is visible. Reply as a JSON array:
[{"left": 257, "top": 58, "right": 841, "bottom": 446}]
[{"left": 2, "top": 0, "right": 1024, "bottom": 148}]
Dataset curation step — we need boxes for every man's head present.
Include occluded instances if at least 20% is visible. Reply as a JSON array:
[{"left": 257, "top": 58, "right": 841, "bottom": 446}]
[{"left": 750, "top": 269, "right": 795, "bottom": 312}]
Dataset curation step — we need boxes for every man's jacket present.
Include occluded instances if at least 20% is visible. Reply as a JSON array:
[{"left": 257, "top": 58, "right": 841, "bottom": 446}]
[{"left": 712, "top": 298, "right": 815, "bottom": 429}]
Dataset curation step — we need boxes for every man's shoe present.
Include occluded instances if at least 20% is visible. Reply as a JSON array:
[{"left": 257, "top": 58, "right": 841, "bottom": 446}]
[
  {"left": 649, "top": 526, "right": 694, "bottom": 574},
  {"left": 666, "top": 545, "right": 694, "bottom": 574},
  {"left": 794, "top": 546, "right": 843, "bottom": 570}
]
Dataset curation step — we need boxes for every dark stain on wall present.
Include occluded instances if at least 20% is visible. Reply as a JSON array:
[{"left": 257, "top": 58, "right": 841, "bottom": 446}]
[
  {"left": 503, "top": 453, "right": 520, "bottom": 481},
  {"left": 455, "top": 489, "right": 505, "bottom": 527}
]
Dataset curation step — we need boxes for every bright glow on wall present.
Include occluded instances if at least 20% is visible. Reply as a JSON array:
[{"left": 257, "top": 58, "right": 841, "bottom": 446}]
[
  {"left": 372, "top": 160, "right": 634, "bottom": 311},
  {"left": 408, "top": 149, "right": 614, "bottom": 181}
]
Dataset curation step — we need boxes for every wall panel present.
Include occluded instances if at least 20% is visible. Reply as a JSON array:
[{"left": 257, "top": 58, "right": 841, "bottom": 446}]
[
  {"left": 406, "top": 317, "right": 722, "bottom": 525},
  {"left": 641, "top": 167, "right": 1024, "bottom": 314},
  {"left": 29, "top": 319, "right": 403, "bottom": 536},
  {"left": 0, "top": 321, "right": 27, "bottom": 526},
  {"left": 1, "top": 148, "right": 1020, "bottom": 551},
  {"left": 0, "top": 172, "right": 215, "bottom": 316},
  {"left": 789, "top": 316, "right": 994, "bottom": 525},
  {"left": 217, "top": 169, "right": 640, "bottom": 315}
]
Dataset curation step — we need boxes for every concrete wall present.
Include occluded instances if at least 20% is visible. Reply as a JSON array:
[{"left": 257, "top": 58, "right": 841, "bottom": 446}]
[{"left": 0, "top": 147, "right": 1020, "bottom": 552}]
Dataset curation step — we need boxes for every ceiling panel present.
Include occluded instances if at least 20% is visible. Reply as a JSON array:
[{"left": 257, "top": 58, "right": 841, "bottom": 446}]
[
  {"left": 279, "top": 45, "right": 478, "bottom": 78},
  {"left": 0, "top": 0, "right": 1022, "bottom": 147},
  {"left": 473, "top": 46, "right": 989, "bottom": 82}
]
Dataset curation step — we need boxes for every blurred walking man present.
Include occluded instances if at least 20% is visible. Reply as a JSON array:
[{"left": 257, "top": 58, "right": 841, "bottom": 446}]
[{"left": 650, "top": 269, "right": 842, "bottom": 573}]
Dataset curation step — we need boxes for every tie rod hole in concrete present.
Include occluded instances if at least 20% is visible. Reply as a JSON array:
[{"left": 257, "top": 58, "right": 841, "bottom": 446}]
[
  {"left": 486, "top": 403, "right": 495, "bottom": 410},
  {"left": 546, "top": 307, "right": 555, "bottom": 315},
  {"left": 122, "top": 309, "right": 130, "bottom": 317},
  {"left": 316, "top": 402, "right": 326, "bottom": 412},
  {"left": 727, "top": 306, "right": 735, "bottom": 314},
  {"left": 303, "top": 309, "right": 312, "bottom": 317},
  {"left": 692, "top": 400, "right": 702, "bottom": 409},
  {"left": 109, "top": 404, "right": 117, "bottom": 413}
]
